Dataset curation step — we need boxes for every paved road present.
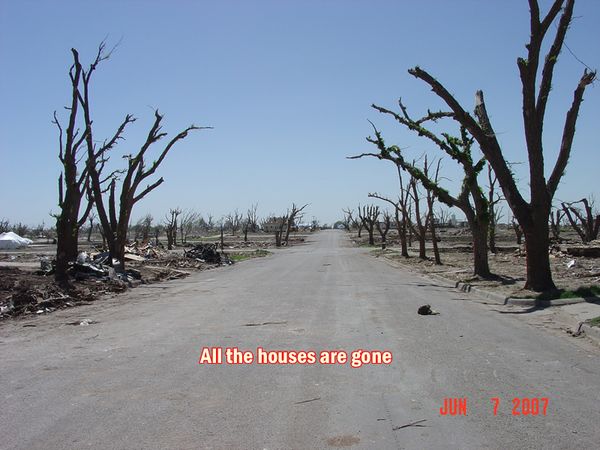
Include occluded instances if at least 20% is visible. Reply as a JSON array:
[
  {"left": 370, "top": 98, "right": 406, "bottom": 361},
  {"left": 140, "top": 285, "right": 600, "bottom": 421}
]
[{"left": 1, "top": 230, "right": 599, "bottom": 449}]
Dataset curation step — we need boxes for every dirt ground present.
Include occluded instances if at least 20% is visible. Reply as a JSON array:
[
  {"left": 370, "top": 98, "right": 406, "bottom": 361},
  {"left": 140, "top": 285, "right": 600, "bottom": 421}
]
[
  {"left": 351, "top": 226, "right": 600, "bottom": 298},
  {"left": 0, "top": 232, "right": 310, "bottom": 320}
]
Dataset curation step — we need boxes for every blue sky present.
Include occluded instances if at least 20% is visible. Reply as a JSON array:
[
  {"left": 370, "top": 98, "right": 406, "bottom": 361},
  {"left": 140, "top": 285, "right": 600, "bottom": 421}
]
[{"left": 1, "top": 0, "right": 599, "bottom": 226}]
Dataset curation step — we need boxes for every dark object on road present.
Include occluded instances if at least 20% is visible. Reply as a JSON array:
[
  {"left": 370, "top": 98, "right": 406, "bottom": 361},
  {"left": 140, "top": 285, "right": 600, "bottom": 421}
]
[{"left": 418, "top": 304, "right": 439, "bottom": 315}]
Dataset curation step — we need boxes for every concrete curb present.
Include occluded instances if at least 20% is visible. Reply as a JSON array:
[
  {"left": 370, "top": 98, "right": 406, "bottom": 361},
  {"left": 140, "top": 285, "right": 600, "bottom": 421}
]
[
  {"left": 454, "top": 281, "right": 508, "bottom": 305},
  {"left": 504, "top": 296, "right": 591, "bottom": 307},
  {"left": 581, "top": 323, "right": 600, "bottom": 341}
]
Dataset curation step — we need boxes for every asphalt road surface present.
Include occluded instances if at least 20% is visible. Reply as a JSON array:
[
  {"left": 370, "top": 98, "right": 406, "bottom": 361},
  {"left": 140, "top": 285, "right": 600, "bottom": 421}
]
[{"left": 2, "top": 230, "right": 599, "bottom": 449}]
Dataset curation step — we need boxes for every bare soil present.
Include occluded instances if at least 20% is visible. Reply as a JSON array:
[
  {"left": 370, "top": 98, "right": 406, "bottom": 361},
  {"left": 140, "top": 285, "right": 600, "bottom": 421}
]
[{"left": 352, "top": 226, "right": 600, "bottom": 298}]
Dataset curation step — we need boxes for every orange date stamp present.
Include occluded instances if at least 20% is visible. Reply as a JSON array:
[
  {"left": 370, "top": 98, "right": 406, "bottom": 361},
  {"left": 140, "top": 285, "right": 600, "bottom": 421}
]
[{"left": 439, "top": 397, "right": 549, "bottom": 416}]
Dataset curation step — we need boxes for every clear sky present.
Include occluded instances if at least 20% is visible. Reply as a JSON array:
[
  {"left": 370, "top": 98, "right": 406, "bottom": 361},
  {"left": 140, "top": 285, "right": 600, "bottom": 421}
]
[{"left": 1, "top": 0, "right": 599, "bottom": 227}]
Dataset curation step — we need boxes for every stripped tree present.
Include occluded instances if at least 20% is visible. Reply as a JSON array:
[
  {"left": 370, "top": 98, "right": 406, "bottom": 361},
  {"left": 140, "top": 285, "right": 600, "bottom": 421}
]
[
  {"left": 85, "top": 108, "right": 205, "bottom": 271},
  {"left": 425, "top": 158, "right": 442, "bottom": 265},
  {"left": 561, "top": 198, "right": 600, "bottom": 243},
  {"left": 369, "top": 166, "right": 413, "bottom": 257},
  {"left": 180, "top": 210, "right": 198, "bottom": 245},
  {"left": 405, "top": 0, "right": 596, "bottom": 290},
  {"left": 284, "top": 203, "right": 308, "bottom": 245},
  {"left": 242, "top": 203, "right": 259, "bottom": 241},
  {"left": 343, "top": 207, "right": 363, "bottom": 237},
  {"left": 358, "top": 204, "right": 380, "bottom": 246},
  {"left": 487, "top": 164, "right": 504, "bottom": 254},
  {"left": 351, "top": 116, "right": 492, "bottom": 276},
  {"left": 341, "top": 208, "right": 354, "bottom": 231},
  {"left": 53, "top": 49, "right": 96, "bottom": 283},
  {"left": 408, "top": 176, "right": 429, "bottom": 260},
  {"left": 70, "top": 42, "right": 209, "bottom": 271},
  {"left": 165, "top": 208, "right": 182, "bottom": 250},
  {"left": 375, "top": 210, "right": 392, "bottom": 249},
  {"left": 550, "top": 207, "right": 565, "bottom": 241}
]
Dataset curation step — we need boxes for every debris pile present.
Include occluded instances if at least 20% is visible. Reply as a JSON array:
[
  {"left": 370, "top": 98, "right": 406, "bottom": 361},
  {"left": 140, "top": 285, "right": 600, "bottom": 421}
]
[
  {"left": 184, "top": 243, "right": 232, "bottom": 265},
  {"left": 0, "top": 267, "right": 97, "bottom": 317},
  {"left": 36, "top": 252, "right": 141, "bottom": 285},
  {"left": 124, "top": 242, "right": 165, "bottom": 259},
  {"left": 2, "top": 239, "right": 240, "bottom": 318}
]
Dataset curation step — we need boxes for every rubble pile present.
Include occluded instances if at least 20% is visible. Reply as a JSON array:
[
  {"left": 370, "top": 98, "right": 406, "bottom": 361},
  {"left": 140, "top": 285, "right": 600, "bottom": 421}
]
[
  {"left": 2, "top": 240, "right": 240, "bottom": 319},
  {"left": 124, "top": 242, "right": 165, "bottom": 259},
  {"left": 0, "top": 267, "right": 96, "bottom": 317},
  {"left": 184, "top": 243, "right": 232, "bottom": 264}
]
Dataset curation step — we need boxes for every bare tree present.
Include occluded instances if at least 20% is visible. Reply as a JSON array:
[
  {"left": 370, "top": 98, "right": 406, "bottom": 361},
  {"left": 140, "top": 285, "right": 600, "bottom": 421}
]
[
  {"left": 180, "top": 210, "right": 198, "bottom": 245},
  {"left": 139, "top": 214, "right": 153, "bottom": 243},
  {"left": 225, "top": 210, "right": 243, "bottom": 236},
  {"left": 153, "top": 224, "right": 163, "bottom": 246},
  {"left": 12, "top": 223, "right": 30, "bottom": 238},
  {"left": 487, "top": 164, "right": 504, "bottom": 254},
  {"left": 311, "top": 218, "right": 320, "bottom": 231},
  {"left": 369, "top": 166, "right": 413, "bottom": 258},
  {"left": 358, "top": 205, "right": 380, "bottom": 246},
  {"left": 220, "top": 220, "right": 225, "bottom": 250},
  {"left": 65, "top": 42, "right": 208, "bottom": 271},
  {"left": 550, "top": 207, "right": 565, "bottom": 242},
  {"left": 87, "top": 212, "right": 97, "bottom": 242},
  {"left": 425, "top": 158, "right": 442, "bottom": 265},
  {"left": 376, "top": 210, "right": 392, "bottom": 249},
  {"left": 85, "top": 109, "right": 203, "bottom": 271},
  {"left": 562, "top": 198, "right": 600, "bottom": 243},
  {"left": 406, "top": 0, "right": 596, "bottom": 291},
  {"left": 408, "top": 176, "right": 429, "bottom": 261},
  {"left": 206, "top": 214, "right": 215, "bottom": 232},
  {"left": 437, "top": 208, "right": 452, "bottom": 227},
  {"left": 263, "top": 215, "right": 288, "bottom": 247},
  {"left": 0, "top": 219, "right": 10, "bottom": 233},
  {"left": 242, "top": 203, "right": 259, "bottom": 241},
  {"left": 341, "top": 208, "right": 354, "bottom": 231},
  {"left": 164, "top": 208, "right": 181, "bottom": 250},
  {"left": 511, "top": 217, "right": 523, "bottom": 246},
  {"left": 275, "top": 217, "right": 287, "bottom": 247},
  {"left": 284, "top": 203, "right": 308, "bottom": 245},
  {"left": 52, "top": 48, "right": 95, "bottom": 282},
  {"left": 351, "top": 106, "right": 493, "bottom": 275}
]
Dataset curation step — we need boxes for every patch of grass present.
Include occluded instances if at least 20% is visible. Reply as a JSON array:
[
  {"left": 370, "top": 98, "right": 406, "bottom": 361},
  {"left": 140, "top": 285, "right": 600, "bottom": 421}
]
[
  {"left": 516, "top": 285, "right": 600, "bottom": 301},
  {"left": 588, "top": 316, "right": 600, "bottom": 328},
  {"left": 229, "top": 249, "right": 270, "bottom": 262}
]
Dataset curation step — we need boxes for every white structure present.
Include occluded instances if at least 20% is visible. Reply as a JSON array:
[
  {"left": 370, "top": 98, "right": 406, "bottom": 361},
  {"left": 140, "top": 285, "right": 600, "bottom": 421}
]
[{"left": 0, "top": 232, "right": 33, "bottom": 250}]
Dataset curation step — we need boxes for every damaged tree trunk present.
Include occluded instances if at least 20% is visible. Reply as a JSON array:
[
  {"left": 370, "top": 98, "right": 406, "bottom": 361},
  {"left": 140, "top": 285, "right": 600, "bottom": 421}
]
[
  {"left": 77, "top": 46, "right": 205, "bottom": 271},
  {"left": 466, "top": 209, "right": 491, "bottom": 278},
  {"left": 410, "top": 179, "right": 427, "bottom": 260},
  {"left": 376, "top": 211, "right": 391, "bottom": 249},
  {"left": 562, "top": 198, "right": 600, "bottom": 243},
  {"left": 53, "top": 48, "right": 94, "bottom": 283},
  {"left": 284, "top": 203, "right": 308, "bottom": 245},
  {"left": 405, "top": 0, "right": 595, "bottom": 290}
]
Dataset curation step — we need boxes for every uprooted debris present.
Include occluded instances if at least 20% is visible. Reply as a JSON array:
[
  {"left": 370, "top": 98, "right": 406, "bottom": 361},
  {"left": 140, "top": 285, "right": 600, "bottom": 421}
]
[
  {"left": 2, "top": 240, "right": 240, "bottom": 318},
  {"left": 418, "top": 304, "right": 440, "bottom": 315},
  {"left": 184, "top": 243, "right": 233, "bottom": 265},
  {"left": 0, "top": 266, "right": 97, "bottom": 317},
  {"left": 37, "top": 252, "right": 144, "bottom": 285},
  {"left": 124, "top": 242, "right": 166, "bottom": 259}
]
